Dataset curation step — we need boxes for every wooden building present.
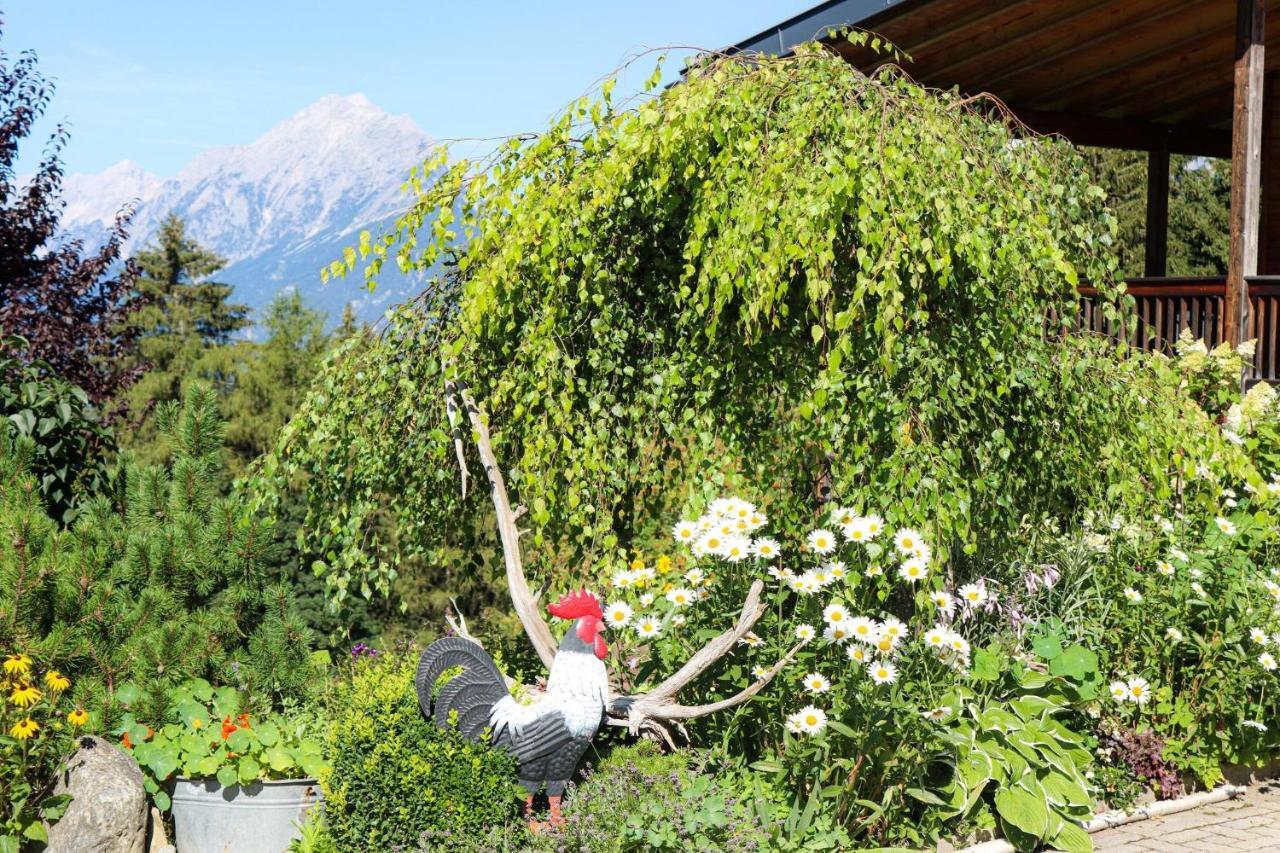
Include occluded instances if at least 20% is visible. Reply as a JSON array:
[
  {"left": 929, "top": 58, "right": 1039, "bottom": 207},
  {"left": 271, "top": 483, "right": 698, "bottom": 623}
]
[{"left": 726, "top": 0, "right": 1280, "bottom": 378}]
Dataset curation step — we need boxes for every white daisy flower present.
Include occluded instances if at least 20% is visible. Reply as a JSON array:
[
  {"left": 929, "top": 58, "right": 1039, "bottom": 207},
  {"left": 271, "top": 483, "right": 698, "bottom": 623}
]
[
  {"left": 947, "top": 633, "right": 971, "bottom": 657},
  {"left": 1261, "top": 652, "right": 1278, "bottom": 671},
  {"left": 846, "top": 644, "right": 869, "bottom": 665},
  {"left": 842, "top": 517, "right": 871, "bottom": 543},
  {"left": 1216, "top": 516, "right": 1237, "bottom": 535},
  {"left": 1109, "top": 681, "right": 1129, "bottom": 701},
  {"left": 1190, "top": 568, "right": 1203, "bottom": 579},
  {"left": 795, "top": 624, "right": 817, "bottom": 641},
  {"left": 1123, "top": 587, "right": 1142, "bottom": 603},
  {"left": 751, "top": 537, "right": 780, "bottom": 559},
  {"left": 1191, "top": 582, "right": 1206, "bottom": 596},
  {"left": 737, "top": 631, "right": 764, "bottom": 648},
  {"left": 612, "top": 570, "right": 636, "bottom": 589},
  {"left": 802, "top": 672, "right": 831, "bottom": 694},
  {"left": 785, "top": 715, "right": 805, "bottom": 734},
  {"left": 911, "top": 542, "right": 932, "bottom": 564},
  {"left": 684, "top": 567, "right": 705, "bottom": 585},
  {"left": 825, "top": 561, "right": 847, "bottom": 580},
  {"left": 1166, "top": 627, "right": 1184, "bottom": 641},
  {"left": 864, "top": 515, "right": 884, "bottom": 538},
  {"left": 672, "top": 614, "right": 686, "bottom": 627},
  {"left": 1157, "top": 561, "right": 1175, "bottom": 576},
  {"left": 898, "top": 558, "right": 928, "bottom": 583},
  {"left": 822, "top": 603, "right": 851, "bottom": 625},
  {"left": 811, "top": 569, "right": 833, "bottom": 588},
  {"left": 1127, "top": 676, "right": 1151, "bottom": 704},
  {"left": 922, "top": 706, "right": 950, "bottom": 721},
  {"left": 672, "top": 521, "right": 699, "bottom": 544},
  {"left": 830, "top": 506, "right": 858, "bottom": 528},
  {"left": 666, "top": 588, "right": 695, "bottom": 607},
  {"left": 708, "top": 498, "right": 734, "bottom": 517},
  {"left": 848, "top": 616, "right": 880, "bottom": 643},
  {"left": 865, "top": 564, "right": 884, "bottom": 577},
  {"left": 693, "top": 532, "right": 727, "bottom": 557},
  {"left": 1251, "top": 628, "right": 1270, "bottom": 645},
  {"left": 633, "top": 567, "right": 655, "bottom": 585},
  {"left": 793, "top": 705, "right": 827, "bottom": 735},
  {"left": 747, "top": 512, "right": 768, "bottom": 530},
  {"left": 923, "top": 625, "right": 949, "bottom": 649},
  {"left": 823, "top": 623, "right": 852, "bottom": 643},
  {"left": 722, "top": 535, "right": 751, "bottom": 562},
  {"left": 881, "top": 617, "right": 906, "bottom": 641},
  {"left": 807, "top": 529, "right": 837, "bottom": 554},
  {"left": 1170, "top": 547, "right": 1189, "bottom": 562},
  {"left": 639, "top": 592, "right": 655, "bottom": 607},
  {"left": 869, "top": 661, "right": 898, "bottom": 685},
  {"left": 893, "top": 528, "right": 924, "bottom": 555},
  {"left": 634, "top": 617, "right": 661, "bottom": 638},
  {"left": 930, "top": 591, "right": 955, "bottom": 615},
  {"left": 958, "top": 583, "right": 988, "bottom": 605},
  {"left": 604, "top": 602, "right": 633, "bottom": 627},
  {"left": 751, "top": 665, "right": 770, "bottom": 679}
]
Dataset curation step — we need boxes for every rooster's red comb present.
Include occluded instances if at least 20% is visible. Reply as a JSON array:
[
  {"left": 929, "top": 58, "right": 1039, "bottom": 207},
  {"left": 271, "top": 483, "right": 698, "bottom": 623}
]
[{"left": 547, "top": 588, "right": 603, "bottom": 621}]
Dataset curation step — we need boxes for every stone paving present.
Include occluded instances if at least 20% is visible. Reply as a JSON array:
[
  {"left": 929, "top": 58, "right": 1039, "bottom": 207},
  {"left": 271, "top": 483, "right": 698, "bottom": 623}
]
[{"left": 1092, "top": 784, "right": 1280, "bottom": 852}]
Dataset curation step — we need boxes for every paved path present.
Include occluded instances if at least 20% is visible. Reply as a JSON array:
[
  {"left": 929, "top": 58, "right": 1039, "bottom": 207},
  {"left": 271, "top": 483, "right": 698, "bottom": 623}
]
[{"left": 1092, "top": 784, "right": 1280, "bottom": 851}]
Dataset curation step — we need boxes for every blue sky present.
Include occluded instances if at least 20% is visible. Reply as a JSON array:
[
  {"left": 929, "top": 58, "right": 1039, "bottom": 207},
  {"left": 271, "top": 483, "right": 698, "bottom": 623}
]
[{"left": 10, "top": 1, "right": 809, "bottom": 177}]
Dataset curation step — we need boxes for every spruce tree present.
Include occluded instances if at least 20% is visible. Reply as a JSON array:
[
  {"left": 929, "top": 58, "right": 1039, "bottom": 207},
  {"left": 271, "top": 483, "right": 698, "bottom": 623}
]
[
  {"left": 122, "top": 215, "right": 249, "bottom": 464},
  {"left": 0, "top": 384, "right": 312, "bottom": 724}
]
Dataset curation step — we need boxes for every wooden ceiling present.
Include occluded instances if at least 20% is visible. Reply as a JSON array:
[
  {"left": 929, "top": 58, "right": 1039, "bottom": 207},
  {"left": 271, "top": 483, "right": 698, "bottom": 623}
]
[{"left": 727, "top": 0, "right": 1280, "bottom": 156}]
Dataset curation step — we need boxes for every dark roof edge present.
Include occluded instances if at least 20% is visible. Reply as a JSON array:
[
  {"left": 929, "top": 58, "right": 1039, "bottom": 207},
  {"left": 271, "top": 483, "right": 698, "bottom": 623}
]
[{"left": 724, "top": 0, "right": 915, "bottom": 57}]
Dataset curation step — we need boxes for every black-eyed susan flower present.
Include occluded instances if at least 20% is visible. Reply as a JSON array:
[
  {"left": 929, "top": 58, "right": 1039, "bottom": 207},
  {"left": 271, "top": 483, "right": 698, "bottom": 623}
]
[
  {"left": 3, "top": 654, "right": 32, "bottom": 677},
  {"left": 10, "top": 685, "right": 41, "bottom": 708},
  {"left": 67, "top": 709, "right": 88, "bottom": 726},
  {"left": 44, "top": 670, "right": 70, "bottom": 692},
  {"left": 9, "top": 718, "right": 38, "bottom": 739}
]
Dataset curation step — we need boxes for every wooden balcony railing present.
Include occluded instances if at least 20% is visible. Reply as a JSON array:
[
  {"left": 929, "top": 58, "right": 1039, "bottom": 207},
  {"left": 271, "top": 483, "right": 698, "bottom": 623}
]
[{"left": 1076, "top": 276, "right": 1280, "bottom": 382}]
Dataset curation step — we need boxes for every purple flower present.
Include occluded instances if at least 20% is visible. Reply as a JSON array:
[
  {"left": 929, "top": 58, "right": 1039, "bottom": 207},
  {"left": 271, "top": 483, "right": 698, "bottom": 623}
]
[{"left": 350, "top": 642, "right": 380, "bottom": 660}]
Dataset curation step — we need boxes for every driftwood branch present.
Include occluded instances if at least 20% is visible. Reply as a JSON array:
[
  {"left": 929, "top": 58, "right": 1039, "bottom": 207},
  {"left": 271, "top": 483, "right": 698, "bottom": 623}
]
[
  {"left": 450, "top": 382, "right": 559, "bottom": 671},
  {"left": 447, "top": 384, "right": 791, "bottom": 739}
]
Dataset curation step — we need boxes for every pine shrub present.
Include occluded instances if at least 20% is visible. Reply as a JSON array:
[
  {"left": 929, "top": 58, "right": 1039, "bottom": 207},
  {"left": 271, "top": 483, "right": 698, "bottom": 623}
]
[
  {"left": 321, "top": 652, "right": 519, "bottom": 851},
  {"left": 0, "top": 384, "right": 313, "bottom": 723}
]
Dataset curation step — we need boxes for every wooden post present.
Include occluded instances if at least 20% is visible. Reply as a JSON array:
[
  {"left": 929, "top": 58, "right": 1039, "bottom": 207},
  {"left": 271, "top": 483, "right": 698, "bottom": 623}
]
[
  {"left": 1145, "top": 144, "right": 1170, "bottom": 278},
  {"left": 1226, "top": 0, "right": 1266, "bottom": 346},
  {"left": 1263, "top": 71, "right": 1279, "bottom": 275}
]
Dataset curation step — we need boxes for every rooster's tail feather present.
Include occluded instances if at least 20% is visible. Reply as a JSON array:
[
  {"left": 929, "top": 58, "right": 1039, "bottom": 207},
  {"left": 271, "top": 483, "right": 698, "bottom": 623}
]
[{"left": 416, "top": 637, "right": 510, "bottom": 741}]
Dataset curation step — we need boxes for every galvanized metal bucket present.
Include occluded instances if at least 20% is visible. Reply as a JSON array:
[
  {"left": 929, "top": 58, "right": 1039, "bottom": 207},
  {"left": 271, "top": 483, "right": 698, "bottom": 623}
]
[{"left": 170, "top": 778, "right": 322, "bottom": 853}]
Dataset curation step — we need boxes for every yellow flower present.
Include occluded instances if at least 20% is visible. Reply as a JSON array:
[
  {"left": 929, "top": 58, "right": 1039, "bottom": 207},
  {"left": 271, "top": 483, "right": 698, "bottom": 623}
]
[
  {"left": 3, "top": 654, "right": 31, "bottom": 677},
  {"left": 10, "top": 685, "right": 41, "bottom": 708},
  {"left": 9, "top": 718, "right": 38, "bottom": 740},
  {"left": 67, "top": 709, "right": 88, "bottom": 727},
  {"left": 656, "top": 556, "right": 673, "bottom": 574},
  {"left": 630, "top": 557, "right": 646, "bottom": 571},
  {"left": 192, "top": 718, "right": 203, "bottom": 729},
  {"left": 44, "top": 670, "right": 70, "bottom": 693}
]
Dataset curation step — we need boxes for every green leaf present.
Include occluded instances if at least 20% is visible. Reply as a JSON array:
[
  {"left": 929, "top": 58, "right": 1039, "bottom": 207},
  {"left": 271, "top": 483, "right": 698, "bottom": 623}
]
[
  {"left": 995, "top": 785, "right": 1050, "bottom": 840},
  {"left": 237, "top": 757, "right": 261, "bottom": 784},
  {"left": 1032, "top": 633, "right": 1064, "bottom": 661},
  {"left": 264, "top": 747, "right": 294, "bottom": 774},
  {"left": 1049, "top": 645, "right": 1098, "bottom": 683},
  {"left": 216, "top": 766, "right": 238, "bottom": 788},
  {"left": 1049, "top": 818, "right": 1093, "bottom": 853},
  {"left": 972, "top": 648, "right": 1003, "bottom": 681}
]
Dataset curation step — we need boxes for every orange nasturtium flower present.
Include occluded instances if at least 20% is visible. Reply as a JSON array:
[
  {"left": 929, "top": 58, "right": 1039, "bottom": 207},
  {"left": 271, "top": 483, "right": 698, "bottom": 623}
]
[
  {"left": 121, "top": 731, "right": 133, "bottom": 748},
  {"left": 10, "top": 685, "right": 41, "bottom": 708},
  {"left": 221, "top": 716, "right": 238, "bottom": 739},
  {"left": 236, "top": 713, "right": 251, "bottom": 729},
  {"left": 44, "top": 670, "right": 70, "bottom": 693},
  {"left": 3, "top": 654, "right": 31, "bottom": 677},
  {"left": 10, "top": 718, "right": 38, "bottom": 740},
  {"left": 67, "top": 709, "right": 88, "bottom": 727}
]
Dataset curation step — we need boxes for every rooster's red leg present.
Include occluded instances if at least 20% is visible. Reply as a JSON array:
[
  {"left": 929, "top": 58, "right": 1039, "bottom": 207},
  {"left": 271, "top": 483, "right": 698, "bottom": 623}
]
[
  {"left": 524, "top": 795, "right": 543, "bottom": 834},
  {"left": 548, "top": 795, "right": 565, "bottom": 827}
]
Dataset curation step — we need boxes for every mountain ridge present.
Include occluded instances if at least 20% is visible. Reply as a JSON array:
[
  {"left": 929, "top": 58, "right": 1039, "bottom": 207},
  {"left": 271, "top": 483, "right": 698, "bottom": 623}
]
[{"left": 59, "top": 93, "right": 435, "bottom": 326}]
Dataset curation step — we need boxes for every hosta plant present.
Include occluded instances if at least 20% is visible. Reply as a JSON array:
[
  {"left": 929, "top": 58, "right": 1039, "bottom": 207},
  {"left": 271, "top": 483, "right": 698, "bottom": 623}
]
[{"left": 120, "top": 678, "right": 328, "bottom": 811}]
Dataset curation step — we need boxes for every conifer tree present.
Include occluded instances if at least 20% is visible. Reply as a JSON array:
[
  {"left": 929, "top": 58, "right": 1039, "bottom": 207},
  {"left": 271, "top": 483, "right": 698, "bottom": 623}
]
[
  {"left": 0, "top": 384, "right": 312, "bottom": 724},
  {"left": 122, "top": 215, "right": 249, "bottom": 464}
]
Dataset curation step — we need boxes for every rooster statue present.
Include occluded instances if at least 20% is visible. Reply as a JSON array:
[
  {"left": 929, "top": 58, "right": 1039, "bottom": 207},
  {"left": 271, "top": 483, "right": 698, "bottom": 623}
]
[{"left": 416, "top": 588, "right": 610, "bottom": 828}]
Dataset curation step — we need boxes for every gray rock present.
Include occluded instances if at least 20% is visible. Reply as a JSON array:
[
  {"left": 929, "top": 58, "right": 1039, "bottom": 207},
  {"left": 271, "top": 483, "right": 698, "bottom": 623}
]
[{"left": 46, "top": 735, "right": 147, "bottom": 853}]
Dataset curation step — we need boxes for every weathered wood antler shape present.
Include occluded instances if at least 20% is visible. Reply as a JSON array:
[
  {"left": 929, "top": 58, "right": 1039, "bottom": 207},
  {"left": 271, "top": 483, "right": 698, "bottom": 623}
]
[{"left": 445, "top": 380, "right": 807, "bottom": 741}]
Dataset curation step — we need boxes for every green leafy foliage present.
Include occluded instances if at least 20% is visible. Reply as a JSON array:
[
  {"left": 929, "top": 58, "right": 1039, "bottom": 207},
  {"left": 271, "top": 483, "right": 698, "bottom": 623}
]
[
  {"left": 259, "top": 39, "right": 1238, "bottom": 646},
  {"left": 0, "top": 384, "right": 314, "bottom": 725},
  {"left": 120, "top": 678, "right": 328, "bottom": 811},
  {"left": 0, "top": 336, "right": 114, "bottom": 523},
  {"left": 320, "top": 652, "right": 519, "bottom": 849}
]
